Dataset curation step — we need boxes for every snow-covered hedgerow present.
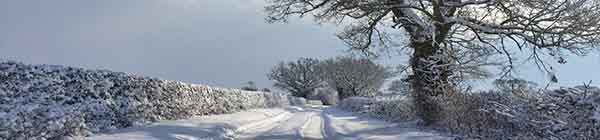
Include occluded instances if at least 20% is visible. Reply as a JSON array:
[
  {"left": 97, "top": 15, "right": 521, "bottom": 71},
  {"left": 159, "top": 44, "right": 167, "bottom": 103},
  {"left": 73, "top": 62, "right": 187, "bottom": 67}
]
[
  {"left": 338, "top": 95, "right": 416, "bottom": 122},
  {"left": 0, "top": 61, "right": 303, "bottom": 140},
  {"left": 437, "top": 86, "right": 600, "bottom": 140},
  {"left": 340, "top": 86, "right": 600, "bottom": 140}
]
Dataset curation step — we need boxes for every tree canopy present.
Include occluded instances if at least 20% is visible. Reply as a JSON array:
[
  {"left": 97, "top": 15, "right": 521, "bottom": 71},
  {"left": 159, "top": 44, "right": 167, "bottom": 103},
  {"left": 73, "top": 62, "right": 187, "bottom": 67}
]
[
  {"left": 268, "top": 58, "right": 324, "bottom": 98},
  {"left": 266, "top": 0, "right": 600, "bottom": 80},
  {"left": 321, "top": 56, "right": 394, "bottom": 99},
  {"left": 265, "top": 0, "right": 600, "bottom": 124}
]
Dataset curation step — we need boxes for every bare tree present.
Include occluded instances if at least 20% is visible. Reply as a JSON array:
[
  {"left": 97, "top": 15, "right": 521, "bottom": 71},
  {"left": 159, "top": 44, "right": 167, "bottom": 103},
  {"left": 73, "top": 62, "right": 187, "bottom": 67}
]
[
  {"left": 241, "top": 81, "right": 259, "bottom": 91},
  {"left": 268, "top": 58, "right": 324, "bottom": 98},
  {"left": 388, "top": 79, "right": 410, "bottom": 95},
  {"left": 321, "top": 57, "right": 394, "bottom": 100},
  {"left": 261, "top": 88, "right": 272, "bottom": 92},
  {"left": 265, "top": 0, "right": 600, "bottom": 124},
  {"left": 493, "top": 78, "right": 538, "bottom": 94}
]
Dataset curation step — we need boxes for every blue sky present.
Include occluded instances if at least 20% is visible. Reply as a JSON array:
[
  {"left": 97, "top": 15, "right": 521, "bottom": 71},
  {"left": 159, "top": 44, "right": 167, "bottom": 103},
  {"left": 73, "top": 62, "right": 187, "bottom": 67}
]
[{"left": 0, "top": 0, "right": 598, "bottom": 89}]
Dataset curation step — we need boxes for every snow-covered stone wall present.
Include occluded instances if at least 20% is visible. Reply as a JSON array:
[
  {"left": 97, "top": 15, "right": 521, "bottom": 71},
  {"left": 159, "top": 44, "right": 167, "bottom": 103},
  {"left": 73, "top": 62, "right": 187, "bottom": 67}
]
[{"left": 0, "top": 61, "right": 303, "bottom": 140}]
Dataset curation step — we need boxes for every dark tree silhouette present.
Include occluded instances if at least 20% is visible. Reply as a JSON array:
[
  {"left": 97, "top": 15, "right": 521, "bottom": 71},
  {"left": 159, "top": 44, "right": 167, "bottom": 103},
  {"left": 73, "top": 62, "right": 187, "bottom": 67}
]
[
  {"left": 321, "top": 57, "right": 394, "bottom": 100},
  {"left": 268, "top": 58, "right": 324, "bottom": 98},
  {"left": 241, "top": 81, "right": 259, "bottom": 91}
]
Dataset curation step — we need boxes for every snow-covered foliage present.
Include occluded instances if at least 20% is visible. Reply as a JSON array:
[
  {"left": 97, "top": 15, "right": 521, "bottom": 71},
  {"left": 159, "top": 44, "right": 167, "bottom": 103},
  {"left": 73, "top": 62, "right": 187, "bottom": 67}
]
[
  {"left": 321, "top": 57, "right": 394, "bottom": 100},
  {"left": 338, "top": 95, "right": 416, "bottom": 122},
  {"left": 287, "top": 95, "right": 307, "bottom": 106},
  {"left": 436, "top": 86, "right": 600, "bottom": 139},
  {"left": 266, "top": 0, "right": 600, "bottom": 126},
  {"left": 338, "top": 97, "right": 371, "bottom": 112},
  {"left": 339, "top": 86, "right": 600, "bottom": 139},
  {"left": 0, "top": 61, "right": 303, "bottom": 140},
  {"left": 312, "top": 87, "right": 338, "bottom": 105},
  {"left": 268, "top": 58, "right": 324, "bottom": 98}
]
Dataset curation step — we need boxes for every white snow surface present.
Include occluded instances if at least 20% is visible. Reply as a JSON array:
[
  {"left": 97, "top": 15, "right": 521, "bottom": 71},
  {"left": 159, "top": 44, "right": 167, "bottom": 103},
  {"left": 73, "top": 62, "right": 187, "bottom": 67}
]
[{"left": 85, "top": 105, "right": 453, "bottom": 140}]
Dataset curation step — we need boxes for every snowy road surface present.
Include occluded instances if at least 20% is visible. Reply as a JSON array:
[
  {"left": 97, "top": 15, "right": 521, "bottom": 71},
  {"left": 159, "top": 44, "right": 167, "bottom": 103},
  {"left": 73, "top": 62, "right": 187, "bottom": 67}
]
[{"left": 86, "top": 105, "right": 454, "bottom": 140}]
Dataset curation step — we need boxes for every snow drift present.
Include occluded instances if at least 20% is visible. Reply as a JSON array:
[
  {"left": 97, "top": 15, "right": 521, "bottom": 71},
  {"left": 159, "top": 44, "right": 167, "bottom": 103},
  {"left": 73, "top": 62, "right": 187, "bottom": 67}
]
[{"left": 0, "top": 61, "right": 304, "bottom": 140}]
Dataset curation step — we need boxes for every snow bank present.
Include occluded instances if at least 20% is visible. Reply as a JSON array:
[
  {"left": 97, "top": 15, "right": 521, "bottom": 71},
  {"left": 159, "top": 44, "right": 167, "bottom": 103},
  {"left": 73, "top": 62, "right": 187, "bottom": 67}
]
[
  {"left": 338, "top": 95, "right": 416, "bottom": 122},
  {"left": 0, "top": 61, "right": 303, "bottom": 140}
]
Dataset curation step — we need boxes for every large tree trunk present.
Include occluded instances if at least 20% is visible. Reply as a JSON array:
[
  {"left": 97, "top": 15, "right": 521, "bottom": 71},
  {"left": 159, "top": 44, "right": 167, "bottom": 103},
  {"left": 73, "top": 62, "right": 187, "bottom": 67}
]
[
  {"left": 409, "top": 41, "right": 452, "bottom": 125},
  {"left": 336, "top": 87, "right": 348, "bottom": 100}
]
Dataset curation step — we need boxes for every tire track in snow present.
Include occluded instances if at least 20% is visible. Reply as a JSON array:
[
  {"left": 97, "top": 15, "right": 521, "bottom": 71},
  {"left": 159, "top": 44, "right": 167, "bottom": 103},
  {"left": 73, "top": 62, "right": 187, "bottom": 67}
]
[
  {"left": 230, "top": 110, "right": 296, "bottom": 139},
  {"left": 234, "top": 106, "right": 326, "bottom": 140},
  {"left": 299, "top": 112, "right": 326, "bottom": 140},
  {"left": 240, "top": 111, "right": 311, "bottom": 140},
  {"left": 87, "top": 106, "right": 455, "bottom": 140}
]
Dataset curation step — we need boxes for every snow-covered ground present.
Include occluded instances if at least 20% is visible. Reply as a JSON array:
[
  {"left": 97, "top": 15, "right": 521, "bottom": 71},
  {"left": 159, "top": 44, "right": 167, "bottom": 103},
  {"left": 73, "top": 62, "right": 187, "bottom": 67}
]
[{"left": 86, "top": 105, "right": 453, "bottom": 140}]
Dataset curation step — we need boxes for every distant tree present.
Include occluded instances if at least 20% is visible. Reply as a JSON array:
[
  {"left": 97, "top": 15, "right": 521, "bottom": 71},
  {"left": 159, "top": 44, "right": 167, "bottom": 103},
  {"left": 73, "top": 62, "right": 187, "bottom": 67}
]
[
  {"left": 388, "top": 79, "right": 410, "bottom": 95},
  {"left": 493, "top": 78, "right": 538, "bottom": 95},
  {"left": 321, "top": 56, "right": 394, "bottom": 100},
  {"left": 241, "top": 81, "right": 259, "bottom": 91},
  {"left": 268, "top": 58, "right": 324, "bottom": 98},
  {"left": 261, "top": 88, "right": 272, "bottom": 92},
  {"left": 266, "top": 0, "right": 600, "bottom": 125}
]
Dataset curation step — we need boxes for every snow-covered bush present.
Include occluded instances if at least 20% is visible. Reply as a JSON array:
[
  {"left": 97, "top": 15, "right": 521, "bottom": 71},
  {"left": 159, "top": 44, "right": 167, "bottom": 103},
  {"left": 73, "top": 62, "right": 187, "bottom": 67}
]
[
  {"left": 339, "top": 85, "right": 600, "bottom": 140},
  {"left": 437, "top": 91, "right": 522, "bottom": 139},
  {"left": 338, "top": 97, "right": 372, "bottom": 112},
  {"left": 313, "top": 87, "right": 338, "bottom": 105},
  {"left": 287, "top": 95, "right": 307, "bottom": 106},
  {"left": 370, "top": 95, "right": 416, "bottom": 121},
  {"left": 0, "top": 61, "right": 301, "bottom": 140},
  {"left": 339, "top": 95, "right": 416, "bottom": 121},
  {"left": 437, "top": 86, "right": 600, "bottom": 139}
]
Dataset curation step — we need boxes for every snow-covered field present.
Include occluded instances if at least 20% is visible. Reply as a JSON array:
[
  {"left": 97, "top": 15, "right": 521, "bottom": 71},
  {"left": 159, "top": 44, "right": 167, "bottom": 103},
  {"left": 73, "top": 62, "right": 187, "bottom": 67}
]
[{"left": 86, "top": 105, "right": 454, "bottom": 140}]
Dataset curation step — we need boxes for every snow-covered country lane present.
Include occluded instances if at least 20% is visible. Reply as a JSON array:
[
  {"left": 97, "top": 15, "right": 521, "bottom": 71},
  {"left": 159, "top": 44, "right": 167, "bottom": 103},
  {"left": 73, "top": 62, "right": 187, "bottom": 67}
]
[{"left": 86, "top": 105, "right": 454, "bottom": 140}]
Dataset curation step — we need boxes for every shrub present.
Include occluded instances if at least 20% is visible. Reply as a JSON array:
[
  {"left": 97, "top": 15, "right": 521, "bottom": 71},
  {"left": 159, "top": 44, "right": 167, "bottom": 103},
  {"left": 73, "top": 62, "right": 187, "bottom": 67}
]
[
  {"left": 288, "top": 95, "right": 307, "bottom": 106},
  {"left": 339, "top": 95, "right": 416, "bottom": 121},
  {"left": 437, "top": 86, "right": 600, "bottom": 139},
  {"left": 338, "top": 97, "right": 372, "bottom": 112},
  {"left": 261, "top": 88, "right": 272, "bottom": 92},
  {"left": 241, "top": 81, "right": 259, "bottom": 91},
  {"left": 340, "top": 85, "right": 600, "bottom": 140},
  {"left": 314, "top": 87, "right": 338, "bottom": 105}
]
